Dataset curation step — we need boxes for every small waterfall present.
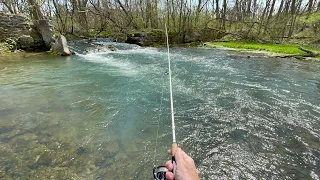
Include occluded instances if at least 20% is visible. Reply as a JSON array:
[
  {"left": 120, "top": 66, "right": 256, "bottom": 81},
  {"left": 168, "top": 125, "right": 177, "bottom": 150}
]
[{"left": 68, "top": 38, "right": 140, "bottom": 55}]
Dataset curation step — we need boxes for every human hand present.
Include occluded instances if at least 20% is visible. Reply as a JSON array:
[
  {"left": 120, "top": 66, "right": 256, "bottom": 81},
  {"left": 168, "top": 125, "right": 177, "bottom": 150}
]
[{"left": 165, "top": 148, "right": 199, "bottom": 180}]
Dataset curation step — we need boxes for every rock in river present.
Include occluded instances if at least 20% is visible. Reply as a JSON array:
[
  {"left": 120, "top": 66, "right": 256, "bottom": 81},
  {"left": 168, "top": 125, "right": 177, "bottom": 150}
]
[
  {"left": 51, "top": 35, "right": 71, "bottom": 56},
  {"left": 0, "top": 119, "right": 16, "bottom": 133}
]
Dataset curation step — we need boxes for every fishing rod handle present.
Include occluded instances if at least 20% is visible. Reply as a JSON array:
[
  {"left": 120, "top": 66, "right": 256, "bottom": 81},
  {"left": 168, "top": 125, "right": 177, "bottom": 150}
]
[
  {"left": 171, "top": 143, "right": 178, "bottom": 176},
  {"left": 171, "top": 143, "right": 178, "bottom": 156}
]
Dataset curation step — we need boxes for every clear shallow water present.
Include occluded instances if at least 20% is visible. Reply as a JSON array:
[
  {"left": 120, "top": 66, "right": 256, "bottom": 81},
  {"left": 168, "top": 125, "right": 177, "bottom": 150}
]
[{"left": 0, "top": 44, "right": 320, "bottom": 179}]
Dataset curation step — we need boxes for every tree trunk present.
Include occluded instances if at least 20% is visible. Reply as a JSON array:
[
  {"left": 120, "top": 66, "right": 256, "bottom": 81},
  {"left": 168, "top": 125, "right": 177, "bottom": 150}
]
[
  {"left": 264, "top": 0, "right": 276, "bottom": 34},
  {"left": 276, "top": 0, "right": 285, "bottom": 19},
  {"left": 222, "top": 0, "right": 227, "bottom": 31},
  {"left": 70, "top": 0, "right": 88, "bottom": 33},
  {"left": 27, "top": 0, "right": 43, "bottom": 20},
  {"left": 179, "top": 0, "right": 183, "bottom": 34},
  {"left": 2, "top": 1, "right": 14, "bottom": 13},
  {"left": 284, "top": 0, "right": 291, "bottom": 15},
  {"left": 195, "top": 0, "right": 202, "bottom": 25},
  {"left": 212, "top": 0, "right": 215, "bottom": 15},
  {"left": 252, "top": 0, "right": 257, "bottom": 18},
  {"left": 288, "top": 0, "right": 296, "bottom": 37},
  {"left": 235, "top": 0, "right": 241, "bottom": 21},
  {"left": 145, "top": 0, "right": 151, "bottom": 28},
  {"left": 166, "top": 0, "right": 170, "bottom": 28},
  {"left": 215, "top": 0, "right": 219, "bottom": 19},
  {"left": 152, "top": 0, "right": 158, "bottom": 28},
  {"left": 307, "top": 0, "right": 314, "bottom": 12},
  {"left": 52, "top": 0, "right": 65, "bottom": 33},
  {"left": 171, "top": 0, "right": 176, "bottom": 31},
  {"left": 246, "top": 0, "right": 252, "bottom": 18}
]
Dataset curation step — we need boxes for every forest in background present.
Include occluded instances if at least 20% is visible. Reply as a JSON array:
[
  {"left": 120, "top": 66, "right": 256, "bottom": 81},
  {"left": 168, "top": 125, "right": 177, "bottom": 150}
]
[{"left": 1, "top": 0, "right": 320, "bottom": 44}]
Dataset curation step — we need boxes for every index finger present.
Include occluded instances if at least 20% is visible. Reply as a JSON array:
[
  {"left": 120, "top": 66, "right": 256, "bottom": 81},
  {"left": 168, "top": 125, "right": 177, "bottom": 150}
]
[{"left": 165, "top": 160, "right": 173, "bottom": 171}]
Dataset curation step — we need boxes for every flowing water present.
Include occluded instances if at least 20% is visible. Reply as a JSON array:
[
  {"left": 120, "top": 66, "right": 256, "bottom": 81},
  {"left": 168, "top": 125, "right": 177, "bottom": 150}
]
[{"left": 0, "top": 42, "right": 320, "bottom": 179}]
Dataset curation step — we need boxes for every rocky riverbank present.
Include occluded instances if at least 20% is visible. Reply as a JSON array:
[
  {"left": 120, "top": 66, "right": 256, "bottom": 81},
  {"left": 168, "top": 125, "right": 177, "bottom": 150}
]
[
  {"left": 124, "top": 28, "right": 223, "bottom": 47},
  {"left": 0, "top": 13, "right": 71, "bottom": 56}
]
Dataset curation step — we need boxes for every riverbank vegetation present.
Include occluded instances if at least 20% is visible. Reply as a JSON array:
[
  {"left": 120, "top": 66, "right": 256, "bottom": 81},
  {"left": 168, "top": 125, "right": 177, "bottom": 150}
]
[
  {"left": 0, "top": 42, "right": 10, "bottom": 53},
  {"left": 0, "top": 0, "right": 320, "bottom": 53},
  {"left": 0, "top": 0, "right": 320, "bottom": 42},
  {"left": 209, "top": 41, "right": 320, "bottom": 56}
]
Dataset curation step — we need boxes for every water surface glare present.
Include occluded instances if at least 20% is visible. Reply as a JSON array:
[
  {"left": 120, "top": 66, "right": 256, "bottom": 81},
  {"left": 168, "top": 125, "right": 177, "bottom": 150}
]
[{"left": 0, "top": 45, "right": 320, "bottom": 179}]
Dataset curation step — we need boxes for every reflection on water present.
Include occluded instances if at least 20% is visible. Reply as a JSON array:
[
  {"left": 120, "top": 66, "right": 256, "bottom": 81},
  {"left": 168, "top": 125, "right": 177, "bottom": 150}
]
[{"left": 0, "top": 45, "right": 320, "bottom": 179}]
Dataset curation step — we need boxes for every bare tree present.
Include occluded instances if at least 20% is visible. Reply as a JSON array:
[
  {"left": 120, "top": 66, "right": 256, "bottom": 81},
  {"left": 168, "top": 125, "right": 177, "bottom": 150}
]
[
  {"left": 222, "top": 0, "right": 226, "bottom": 30},
  {"left": 27, "top": 0, "right": 43, "bottom": 20},
  {"left": 0, "top": 0, "right": 317, "bottom": 43}
]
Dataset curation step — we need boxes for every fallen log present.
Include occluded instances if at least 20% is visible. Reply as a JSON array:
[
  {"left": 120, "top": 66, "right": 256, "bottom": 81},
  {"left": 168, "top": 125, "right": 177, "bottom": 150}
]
[
  {"left": 274, "top": 46, "right": 319, "bottom": 59},
  {"left": 298, "top": 46, "right": 316, "bottom": 55}
]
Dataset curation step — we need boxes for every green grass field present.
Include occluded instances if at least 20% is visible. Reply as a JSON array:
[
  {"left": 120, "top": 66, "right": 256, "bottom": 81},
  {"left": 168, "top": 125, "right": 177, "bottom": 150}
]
[{"left": 209, "top": 41, "right": 320, "bottom": 55}]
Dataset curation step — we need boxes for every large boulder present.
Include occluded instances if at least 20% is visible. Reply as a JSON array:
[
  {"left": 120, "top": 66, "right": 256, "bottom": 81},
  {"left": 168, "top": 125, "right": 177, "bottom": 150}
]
[
  {"left": 0, "top": 14, "right": 71, "bottom": 53},
  {"left": 184, "top": 31, "right": 201, "bottom": 43},
  {"left": 51, "top": 35, "right": 71, "bottom": 56},
  {"left": 0, "top": 13, "right": 30, "bottom": 41},
  {"left": 125, "top": 32, "right": 148, "bottom": 46},
  {"left": 17, "top": 34, "right": 46, "bottom": 51},
  {"left": 34, "top": 19, "right": 55, "bottom": 49},
  {"left": 126, "top": 29, "right": 165, "bottom": 46},
  {"left": 29, "top": 27, "right": 46, "bottom": 49},
  {"left": 17, "top": 35, "right": 34, "bottom": 50}
]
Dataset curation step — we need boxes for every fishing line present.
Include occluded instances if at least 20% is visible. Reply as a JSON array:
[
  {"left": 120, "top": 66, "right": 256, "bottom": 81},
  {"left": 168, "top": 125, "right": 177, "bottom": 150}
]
[
  {"left": 165, "top": 24, "right": 177, "bottom": 145},
  {"left": 152, "top": 23, "right": 178, "bottom": 180},
  {"left": 153, "top": 70, "right": 166, "bottom": 166}
]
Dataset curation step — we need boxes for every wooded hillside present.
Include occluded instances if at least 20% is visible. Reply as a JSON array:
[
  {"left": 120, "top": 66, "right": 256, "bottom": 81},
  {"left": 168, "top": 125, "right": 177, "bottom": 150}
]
[{"left": 1, "top": 0, "right": 320, "bottom": 43}]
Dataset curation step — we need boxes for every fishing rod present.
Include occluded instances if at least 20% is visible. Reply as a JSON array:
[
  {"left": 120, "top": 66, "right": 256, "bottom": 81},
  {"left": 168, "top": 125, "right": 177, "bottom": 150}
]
[{"left": 153, "top": 24, "right": 177, "bottom": 180}]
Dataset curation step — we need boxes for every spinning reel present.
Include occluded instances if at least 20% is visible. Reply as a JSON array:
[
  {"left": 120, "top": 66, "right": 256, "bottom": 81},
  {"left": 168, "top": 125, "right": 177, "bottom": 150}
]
[
  {"left": 153, "top": 166, "right": 169, "bottom": 180},
  {"left": 153, "top": 157, "right": 176, "bottom": 180}
]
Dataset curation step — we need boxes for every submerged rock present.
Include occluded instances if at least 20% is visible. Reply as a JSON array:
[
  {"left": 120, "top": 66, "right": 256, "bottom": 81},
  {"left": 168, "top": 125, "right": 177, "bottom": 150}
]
[
  {"left": 8, "top": 133, "right": 38, "bottom": 152},
  {"left": 108, "top": 45, "right": 116, "bottom": 51},
  {"left": 84, "top": 43, "right": 117, "bottom": 53},
  {"left": 51, "top": 35, "right": 71, "bottom": 56},
  {"left": 37, "top": 151, "right": 53, "bottom": 166},
  {"left": 76, "top": 146, "right": 88, "bottom": 155},
  {"left": 105, "top": 141, "right": 120, "bottom": 153},
  {"left": 0, "top": 169, "right": 4, "bottom": 178},
  {"left": 0, "top": 119, "right": 16, "bottom": 133},
  {"left": 94, "top": 158, "right": 113, "bottom": 168}
]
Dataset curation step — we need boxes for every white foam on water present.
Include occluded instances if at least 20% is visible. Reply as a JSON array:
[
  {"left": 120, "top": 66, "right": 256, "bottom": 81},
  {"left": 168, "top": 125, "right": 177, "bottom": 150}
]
[
  {"left": 78, "top": 52, "right": 139, "bottom": 76},
  {"left": 311, "top": 171, "right": 319, "bottom": 180},
  {"left": 82, "top": 46, "right": 165, "bottom": 57},
  {"left": 113, "top": 47, "right": 165, "bottom": 56}
]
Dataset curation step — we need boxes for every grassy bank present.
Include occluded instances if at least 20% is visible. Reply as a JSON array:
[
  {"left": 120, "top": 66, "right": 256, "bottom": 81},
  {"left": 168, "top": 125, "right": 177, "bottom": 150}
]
[
  {"left": 0, "top": 42, "right": 10, "bottom": 53},
  {"left": 208, "top": 41, "right": 320, "bottom": 58}
]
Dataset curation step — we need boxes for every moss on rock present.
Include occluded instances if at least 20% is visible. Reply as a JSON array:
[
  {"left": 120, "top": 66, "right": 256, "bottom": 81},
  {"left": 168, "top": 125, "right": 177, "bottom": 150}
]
[{"left": 0, "top": 42, "right": 10, "bottom": 53}]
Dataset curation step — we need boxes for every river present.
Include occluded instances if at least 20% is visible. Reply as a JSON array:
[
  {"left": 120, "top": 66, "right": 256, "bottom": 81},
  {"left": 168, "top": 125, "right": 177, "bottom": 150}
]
[{"left": 0, "top": 42, "right": 319, "bottom": 179}]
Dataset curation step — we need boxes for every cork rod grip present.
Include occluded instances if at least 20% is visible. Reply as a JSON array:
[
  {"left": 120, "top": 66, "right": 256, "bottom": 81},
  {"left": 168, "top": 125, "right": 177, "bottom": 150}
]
[{"left": 171, "top": 143, "right": 178, "bottom": 156}]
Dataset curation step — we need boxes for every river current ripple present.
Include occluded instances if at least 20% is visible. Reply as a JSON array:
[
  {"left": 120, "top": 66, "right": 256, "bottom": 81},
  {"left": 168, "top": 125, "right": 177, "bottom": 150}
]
[{"left": 0, "top": 43, "right": 320, "bottom": 179}]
